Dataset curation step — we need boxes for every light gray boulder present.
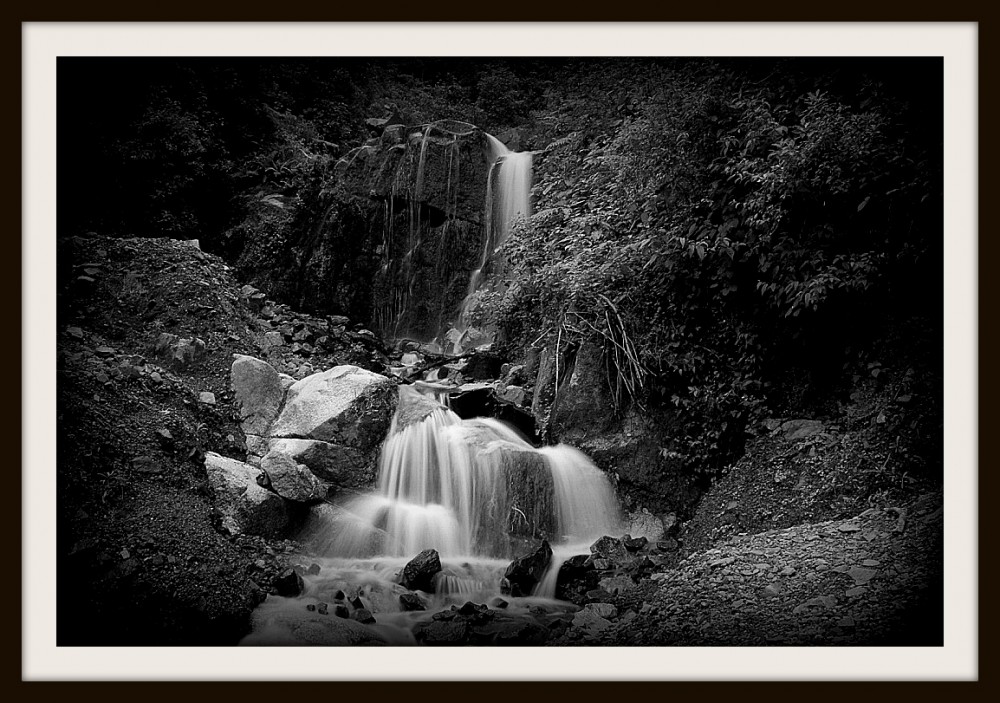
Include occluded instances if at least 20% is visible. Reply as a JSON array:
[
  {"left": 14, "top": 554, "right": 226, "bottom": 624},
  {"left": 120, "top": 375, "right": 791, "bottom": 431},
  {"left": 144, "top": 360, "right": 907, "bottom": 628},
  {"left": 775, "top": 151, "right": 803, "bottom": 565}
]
[
  {"left": 260, "top": 450, "right": 328, "bottom": 503},
  {"left": 204, "top": 452, "right": 289, "bottom": 537},
  {"left": 269, "top": 365, "right": 396, "bottom": 449},
  {"left": 231, "top": 354, "right": 285, "bottom": 436}
]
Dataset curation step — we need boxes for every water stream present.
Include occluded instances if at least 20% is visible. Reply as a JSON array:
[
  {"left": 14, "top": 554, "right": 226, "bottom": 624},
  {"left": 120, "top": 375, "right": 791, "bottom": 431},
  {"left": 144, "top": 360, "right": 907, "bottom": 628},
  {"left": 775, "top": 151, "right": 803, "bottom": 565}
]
[{"left": 242, "top": 385, "right": 624, "bottom": 646}]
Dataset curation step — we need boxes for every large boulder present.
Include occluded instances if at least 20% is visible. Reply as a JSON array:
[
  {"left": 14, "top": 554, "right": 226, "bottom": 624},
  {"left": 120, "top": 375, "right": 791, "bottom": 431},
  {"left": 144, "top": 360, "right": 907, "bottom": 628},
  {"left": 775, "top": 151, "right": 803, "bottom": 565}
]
[
  {"left": 501, "top": 540, "right": 553, "bottom": 597},
  {"left": 264, "top": 437, "right": 369, "bottom": 487},
  {"left": 269, "top": 365, "right": 396, "bottom": 449},
  {"left": 203, "top": 452, "right": 289, "bottom": 537},
  {"left": 400, "top": 548, "right": 442, "bottom": 593},
  {"left": 260, "top": 450, "right": 328, "bottom": 503},
  {"left": 231, "top": 354, "right": 285, "bottom": 436}
]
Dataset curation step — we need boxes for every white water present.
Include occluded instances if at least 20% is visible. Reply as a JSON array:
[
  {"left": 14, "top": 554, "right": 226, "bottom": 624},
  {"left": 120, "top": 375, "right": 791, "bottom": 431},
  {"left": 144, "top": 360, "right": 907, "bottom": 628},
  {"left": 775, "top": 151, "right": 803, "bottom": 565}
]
[
  {"left": 243, "top": 384, "right": 623, "bottom": 645},
  {"left": 454, "top": 135, "right": 533, "bottom": 350}
]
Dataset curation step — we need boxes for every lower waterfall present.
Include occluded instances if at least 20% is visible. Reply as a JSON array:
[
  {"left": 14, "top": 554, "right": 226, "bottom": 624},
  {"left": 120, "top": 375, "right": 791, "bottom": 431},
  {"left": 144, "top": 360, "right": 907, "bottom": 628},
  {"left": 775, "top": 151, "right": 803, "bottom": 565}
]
[{"left": 241, "top": 385, "right": 624, "bottom": 645}]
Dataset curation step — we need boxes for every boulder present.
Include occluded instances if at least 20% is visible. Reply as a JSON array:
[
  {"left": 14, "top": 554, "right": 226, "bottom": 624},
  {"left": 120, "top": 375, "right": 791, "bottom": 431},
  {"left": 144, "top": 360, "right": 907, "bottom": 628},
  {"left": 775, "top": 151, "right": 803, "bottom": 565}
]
[
  {"left": 627, "top": 511, "right": 665, "bottom": 542},
  {"left": 264, "top": 437, "right": 369, "bottom": 487},
  {"left": 274, "top": 569, "right": 304, "bottom": 597},
  {"left": 400, "top": 548, "right": 442, "bottom": 593},
  {"left": 231, "top": 355, "right": 285, "bottom": 436},
  {"left": 590, "top": 535, "right": 628, "bottom": 563},
  {"left": 260, "top": 450, "right": 328, "bottom": 503},
  {"left": 501, "top": 540, "right": 552, "bottom": 597},
  {"left": 399, "top": 593, "right": 426, "bottom": 611},
  {"left": 203, "top": 452, "right": 289, "bottom": 537},
  {"left": 555, "top": 554, "right": 598, "bottom": 605},
  {"left": 268, "top": 365, "right": 396, "bottom": 450}
]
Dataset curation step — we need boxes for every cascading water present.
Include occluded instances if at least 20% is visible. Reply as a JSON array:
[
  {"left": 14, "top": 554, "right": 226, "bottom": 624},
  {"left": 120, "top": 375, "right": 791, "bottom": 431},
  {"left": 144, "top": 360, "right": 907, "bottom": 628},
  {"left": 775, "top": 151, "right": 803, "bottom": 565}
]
[
  {"left": 242, "top": 384, "right": 624, "bottom": 645},
  {"left": 452, "top": 135, "right": 533, "bottom": 351}
]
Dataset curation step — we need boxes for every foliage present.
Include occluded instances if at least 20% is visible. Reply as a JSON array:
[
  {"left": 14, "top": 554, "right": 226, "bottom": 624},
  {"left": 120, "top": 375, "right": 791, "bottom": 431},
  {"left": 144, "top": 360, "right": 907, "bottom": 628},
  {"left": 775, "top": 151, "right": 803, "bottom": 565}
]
[{"left": 482, "top": 59, "right": 939, "bottom": 474}]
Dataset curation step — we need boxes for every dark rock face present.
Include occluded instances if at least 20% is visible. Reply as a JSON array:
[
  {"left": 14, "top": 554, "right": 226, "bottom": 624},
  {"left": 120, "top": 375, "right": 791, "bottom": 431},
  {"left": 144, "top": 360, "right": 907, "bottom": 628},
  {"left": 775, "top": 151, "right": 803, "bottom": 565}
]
[
  {"left": 531, "top": 341, "right": 702, "bottom": 517},
  {"left": 273, "top": 569, "right": 304, "bottom": 597},
  {"left": 400, "top": 549, "right": 442, "bottom": 592},
  {"left": 500, "top": 540, "right": 553, "bottom": 597},
  {"left": 555, "top": 554, "right": 599, "bottom": 606}
]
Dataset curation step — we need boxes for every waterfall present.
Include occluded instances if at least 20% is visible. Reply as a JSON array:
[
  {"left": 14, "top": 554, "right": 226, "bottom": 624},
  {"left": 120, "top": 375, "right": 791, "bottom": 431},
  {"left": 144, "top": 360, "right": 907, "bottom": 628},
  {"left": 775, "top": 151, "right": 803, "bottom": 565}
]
[
  {"left": 311, "top": 385, "right": 622, "bottom": 562},
  {"left": 243, "top": 385, "right": 624, "bottom": 646},
  {"left": 454, "top": 135, "right": 533, "bottom": 348}
]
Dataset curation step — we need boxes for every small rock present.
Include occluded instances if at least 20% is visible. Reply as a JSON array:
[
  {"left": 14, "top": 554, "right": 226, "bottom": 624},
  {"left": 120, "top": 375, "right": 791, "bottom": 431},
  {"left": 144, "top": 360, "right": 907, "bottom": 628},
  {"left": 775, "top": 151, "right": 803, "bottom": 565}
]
[
  {"left": 837, "top": 616, "right": 856, "bottom": 628},
  {"left": 838, "top": 522, "right": 862, "bottom": 533},
  {"left": 67, "top": 326, "right": 84, "bottom": 339},
  {"left": 351, "top": 608, "right": 376, "bottom": 624},
  {"left": 780, "top": 566, "right": 796, "bottom": 576},
  {"left": 307, "top": 563, "right": 321, "bottom": 575},
  {"left": 710, "top": 557, "right": 736, "bottom": 569},
  {"left": 317, "top": 602, "right": 328, "bottom": 615},
  {"left": 95, "top": 346, "right": 115, "bottom": 357},
  {"left": 845, "top": 586, "right": 868, "bottom": 597},
  {"left": 623, "top": 536, "right": 648, "bottom": 552},
  {"left": 334, "top": 604, "right": 351, "bottom": 619},
  {"left": 763, "top": 583, "right": 782, "bottom": 597},
  {"left": 862, "top": 559, "right": 881, "bottom": 567},
  {"left": 847, "top": 566, "right": 878, "bottom": 585},
  {"left": 199, "top": 391, "right": 217, "bottom": 405},
  {"left": 306, "top": 604, "right": 316, "bottom": 612},
  {"left": 399, "top": 593, "right": 426, "bottom": 611}
]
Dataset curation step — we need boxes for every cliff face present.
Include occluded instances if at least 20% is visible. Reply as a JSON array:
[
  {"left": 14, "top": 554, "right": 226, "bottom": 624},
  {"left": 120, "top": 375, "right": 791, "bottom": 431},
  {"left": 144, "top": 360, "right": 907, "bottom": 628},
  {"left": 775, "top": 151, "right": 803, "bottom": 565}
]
[{"left": 234, "top": 120, "right": 493, "bottom": 343}]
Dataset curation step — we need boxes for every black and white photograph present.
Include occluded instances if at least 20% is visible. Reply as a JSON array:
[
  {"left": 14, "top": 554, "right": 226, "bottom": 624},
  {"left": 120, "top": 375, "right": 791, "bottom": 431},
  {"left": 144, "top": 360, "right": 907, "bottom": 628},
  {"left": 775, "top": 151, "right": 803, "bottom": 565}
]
[{"left": 24, "top": 22, "right": 976, "bottom": 680}]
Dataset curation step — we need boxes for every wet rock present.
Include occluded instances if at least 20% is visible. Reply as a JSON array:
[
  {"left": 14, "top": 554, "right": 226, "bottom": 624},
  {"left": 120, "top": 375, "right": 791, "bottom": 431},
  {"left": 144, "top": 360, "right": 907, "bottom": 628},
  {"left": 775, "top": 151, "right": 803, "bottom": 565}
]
[
  {"left": 501, "top": 540, "right": 552, "bottom": 597},
  {"left": 400, "top": 548, "right": 442, "bottom": 592},
  {"left": 623, "top": 535, "right": 648, "bottom": 552},
  {"left": 203, "top": 452, "right": 289, "bottom": 537},
  {"left": 399, "top": 593, "right": 426, "bottom": 611},
  {"left": 274, "top": 569, "right": 304, "bottom": 597},
  {"left": 351, "top": 608, "right": 376, "bottom": 624},
  {"left": 231, "top": 355, "right": 285, "bottom": 436},
  {"left": 462, "top": 350, "right": 504, "bottom": 380},
  {"left": 555, "top": 554, "right": 598, "bottom": 604}
]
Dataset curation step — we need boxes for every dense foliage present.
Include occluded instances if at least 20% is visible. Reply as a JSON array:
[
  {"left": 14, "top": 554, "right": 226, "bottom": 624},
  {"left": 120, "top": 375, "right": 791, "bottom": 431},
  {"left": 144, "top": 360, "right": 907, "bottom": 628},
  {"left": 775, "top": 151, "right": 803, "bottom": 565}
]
[{"left": 479, "top": 59, "right": 941, "bottom": 473}]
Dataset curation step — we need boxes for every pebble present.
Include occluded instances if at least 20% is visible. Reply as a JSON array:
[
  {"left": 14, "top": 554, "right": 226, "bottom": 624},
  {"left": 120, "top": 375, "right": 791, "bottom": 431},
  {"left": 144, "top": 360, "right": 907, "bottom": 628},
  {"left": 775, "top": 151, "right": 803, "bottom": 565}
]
[{"left": 199, "top": 391, "right": 216, "bottom": 405}]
